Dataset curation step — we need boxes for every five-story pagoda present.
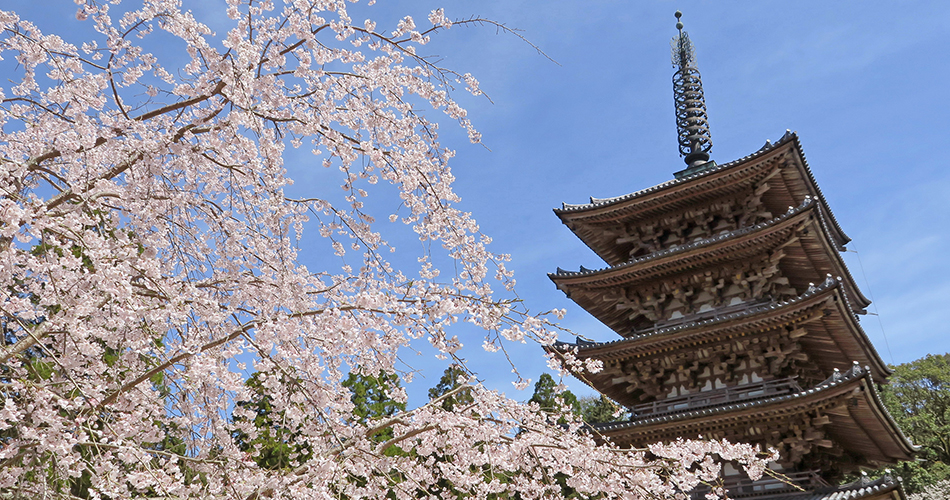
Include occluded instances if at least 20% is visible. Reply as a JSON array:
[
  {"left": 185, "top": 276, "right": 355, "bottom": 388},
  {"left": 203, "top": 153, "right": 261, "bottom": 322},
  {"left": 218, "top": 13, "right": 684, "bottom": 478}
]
[{"left": 547, "top": 12, "right": 915, "bottom": 500}]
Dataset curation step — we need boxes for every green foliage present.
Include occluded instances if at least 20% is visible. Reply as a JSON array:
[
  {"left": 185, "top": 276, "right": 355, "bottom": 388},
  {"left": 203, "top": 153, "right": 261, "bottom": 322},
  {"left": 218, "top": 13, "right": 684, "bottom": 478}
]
[
  {"left": 343, "top": 370, "right": 407, "bottom": 444},
  {"left": 879, "top": 460, "right": 950, "bottom": 494},
  {"left": 427, "top": 364, "right": 474, "bottom": 412},
  {"left": 529, "top": 373, "right": 580, "bottom": 423},
  {"left": 232, "top": 370, "right": 407, "bottom": 473},
  {"left": 343, "top": 369, "right": 406, "bottom": 422},
  {"left": 579, "top": 394, "right": 625, "bottom": 424},
  {"left": 878, "top": 353, "right": 950, "bottom": 493},
  {"left": 856, "top": 353, "right": 950, "bottom": 493},
  {"left": 885, "top": 354, "right": 950, "bottom": 463},
  {"left": 232, "top": 373, "right": 313, "bottom": 470}
]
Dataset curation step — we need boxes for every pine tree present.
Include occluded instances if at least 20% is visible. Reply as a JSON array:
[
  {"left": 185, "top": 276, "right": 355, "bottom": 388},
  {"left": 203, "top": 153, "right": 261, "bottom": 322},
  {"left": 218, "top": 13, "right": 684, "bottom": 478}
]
[
  {"left": 579, "top": 394, "right": 625, "bottom": 424},
  {"left": 427, "top": 364, "right": 474, "bottom": 412},
  {"left": 343, "top": 370, "right": 407, "bottom": 442},
  {"left": 233, "top": 373, "right": 313, "bottom": 470},
  {"left": 529, "top": 373, "right": 580, "bottom": 419}
]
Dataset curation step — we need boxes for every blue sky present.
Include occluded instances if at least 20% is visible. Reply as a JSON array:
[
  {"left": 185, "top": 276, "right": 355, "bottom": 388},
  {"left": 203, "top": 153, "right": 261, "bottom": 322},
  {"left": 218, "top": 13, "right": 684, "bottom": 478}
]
[
  {"left": 379, "top": 0, "right": 950, "bottom": 402},
  {"left": 6, "top": 0, "right": 949, "bottom": 406}
]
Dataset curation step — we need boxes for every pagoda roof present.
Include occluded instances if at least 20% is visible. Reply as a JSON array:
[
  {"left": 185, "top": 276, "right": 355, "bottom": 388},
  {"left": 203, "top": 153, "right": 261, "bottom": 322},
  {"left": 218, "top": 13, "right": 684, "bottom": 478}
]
[
  {"left": 552, "top": 199, "right": 818, "bottom": 284},
  {"left": 554, "top": 131, "right": 851, "bottom": 266},
  {"left": 549, "top": 199, "right": 871, "bottom": 335},
  {"left": 773, "top": 475, "right": 906, "bottom": 500},
  {"left": 547, "top": 277, "right": 891, "bottom": 393},
  {"left": 704, "top": 473, "right": 905, "bottom": 500},
  {"left": 590, "top": 364, "right": 916, "bottom": 466}
]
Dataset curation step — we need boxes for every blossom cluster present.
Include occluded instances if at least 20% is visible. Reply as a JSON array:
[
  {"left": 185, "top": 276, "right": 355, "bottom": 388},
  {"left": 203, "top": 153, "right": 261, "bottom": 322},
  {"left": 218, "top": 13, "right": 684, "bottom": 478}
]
[{"left": 0, "top": 1, "right": 770, "bottom": 498}]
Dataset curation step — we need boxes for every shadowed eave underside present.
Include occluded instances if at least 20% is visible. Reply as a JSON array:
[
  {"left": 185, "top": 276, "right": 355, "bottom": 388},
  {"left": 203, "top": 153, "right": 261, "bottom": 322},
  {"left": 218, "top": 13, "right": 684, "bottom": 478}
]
[
  {"left": 546, "top": 277, "right": 891, "bottom": 390},
  {"left": 590, "top": 365, "right": 917, "bottom": 465},
  {"left": 550, "top": 200, "right": 872, "bottom": 332},
  {"left": 553, "top": 132, "right": 851, "bottom": 261}
]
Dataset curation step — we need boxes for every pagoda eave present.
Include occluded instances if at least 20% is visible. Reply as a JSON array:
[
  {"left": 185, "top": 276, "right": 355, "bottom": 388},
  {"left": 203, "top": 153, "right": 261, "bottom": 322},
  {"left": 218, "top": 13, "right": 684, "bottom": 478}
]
[
  {"left": 553, "top": 204, "right": 870, "bottom": 314},
  {"left": 548, "top": 279, "right": 890, "bottom": 391},
  {"left": 592, "top": 366, "right": 915, "bottom": 470},
  {"left": 550, "top": 199, "right": 815, "bottom": 289},
  {"left": 555, "top": 132, "right": 851, "bottom": 266},
  {"left": 551, "top": 201, "right": 869, "bottom": 336},
  {"left": 699, "top": 474, "right": 905, "bottom": 500},
  {"left": 798, "top": 476, "right": 906, "bottom": 500}
]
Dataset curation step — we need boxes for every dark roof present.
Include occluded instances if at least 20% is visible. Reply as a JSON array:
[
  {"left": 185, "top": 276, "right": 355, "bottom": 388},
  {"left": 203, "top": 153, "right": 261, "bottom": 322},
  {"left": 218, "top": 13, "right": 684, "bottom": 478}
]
[
  {"left": 551, "top": 198, "right": 816, "bottom": 280},
  {"left": 551, "top": 276, "right": 839, "bottom": 352},
  {"left": 590, "top": 363, "right": 916, "bottom": 459},
  {"left": 550, "top": 196, "right": 871, "bottom": 321},
  {"left": 546, "top": 275, "right": 891, "bottom": 381},
  {"left": 554, "top": 130, "right": 851, "bottom": 248},
  {"left": 545, "top": 276, "right": 892, "bottom": 364},
  {"left": 765, "top": 474, "right": 905, "bottom": 500},
  {"left": 549, "top": 281, "right": 899, "bottom": 410}
]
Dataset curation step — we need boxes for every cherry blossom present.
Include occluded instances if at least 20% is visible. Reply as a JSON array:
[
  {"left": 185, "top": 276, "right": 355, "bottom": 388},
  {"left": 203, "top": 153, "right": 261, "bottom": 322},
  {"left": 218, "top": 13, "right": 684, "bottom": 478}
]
[{"left": 0, "top": 1, "right": 771, "bottom": 498}]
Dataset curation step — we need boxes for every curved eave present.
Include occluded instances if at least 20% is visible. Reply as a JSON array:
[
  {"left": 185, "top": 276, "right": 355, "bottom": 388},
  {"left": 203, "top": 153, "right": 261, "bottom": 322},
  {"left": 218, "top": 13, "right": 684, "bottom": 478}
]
[
  {"left": 548, "top": 277, "right": 840, "bottom": 358},
  {"left": 794, "top": 200, "right": 872, "bottom": 312},
  {"left": 548, "top": 278, "right": 890, "bottom": 383},
  {"left": 554, "top": 131, "right": 851, "bottom": 261},
  {"left": 857, "top": 367, "right": 919, "bottom": 461},
  {"left": 593, "top": 366, "right": 916, "bottom": 463},
  {"left": 550, "top": 200, "right": 815, "bottom": 289},
  {"left": 771, "top": 475, "right": 905, "bottom": 500},
  {"left": 550, "top": 200, "right": 869, "bottom": 334},
  {"left": 554, "top": 132, "right": 798, "bottom": 218},
  {"left": 825, "top": 280, "right": 893, "bottom": 379},
  {"left": 787, "top": 133, "right": 851, "bottom": 248},
  {"left": 828, "top": 477, "right": 905, "bottom": 500}
]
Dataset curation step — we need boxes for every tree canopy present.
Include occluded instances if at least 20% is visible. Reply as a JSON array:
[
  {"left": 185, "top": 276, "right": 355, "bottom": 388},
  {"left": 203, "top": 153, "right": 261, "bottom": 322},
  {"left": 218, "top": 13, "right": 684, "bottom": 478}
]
[
  {"left": 579, "top": 394, "right": 625, "bottom": 424},
  {"left": 529, "top": 373, "right": 580, "bottom": 416},
  {"left": 875, "top": 353, "right": 950, "bottom": 493},
  {"left": 427, "top": 364, "right": 474, "bottom": 412},
  {"left": 233, "top": 372, "right": 313, "bottom": 470},
  {"left": 0, "top": 1, "right": 772, "bottom": 498},
  {"left": 343, "top": 370, "right": 406, "bottom": 443}
]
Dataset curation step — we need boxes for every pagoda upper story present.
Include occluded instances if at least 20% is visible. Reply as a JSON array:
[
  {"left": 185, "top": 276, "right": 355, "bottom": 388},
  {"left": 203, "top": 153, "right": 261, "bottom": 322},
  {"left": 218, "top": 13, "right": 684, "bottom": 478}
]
[
  {"left": 545, "top": 12, "right": 914, "bottom": 495},
  {"left": 553, "top": 131, "right": 851, "bottom": 268}
]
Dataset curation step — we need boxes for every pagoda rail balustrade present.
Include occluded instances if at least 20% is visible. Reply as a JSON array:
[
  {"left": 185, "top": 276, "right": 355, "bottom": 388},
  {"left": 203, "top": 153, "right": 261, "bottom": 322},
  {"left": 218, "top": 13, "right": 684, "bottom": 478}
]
[
  {"left": 689, "top": 469, "right": 831, "bottom": 499},
  {"left": 631, "top": 377, "right": 803, "bottom": 418}
]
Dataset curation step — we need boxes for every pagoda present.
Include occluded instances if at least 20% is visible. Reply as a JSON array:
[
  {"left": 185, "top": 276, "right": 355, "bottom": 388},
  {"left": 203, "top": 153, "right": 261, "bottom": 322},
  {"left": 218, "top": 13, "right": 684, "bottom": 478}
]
[{"left": 547, "top": 12, "right": 915, "bottom": 500}]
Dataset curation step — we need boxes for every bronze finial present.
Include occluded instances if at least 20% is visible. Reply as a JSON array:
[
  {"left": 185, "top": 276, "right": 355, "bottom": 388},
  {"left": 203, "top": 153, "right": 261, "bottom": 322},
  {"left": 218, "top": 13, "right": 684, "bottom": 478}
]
[{"left": 671, "top": 11, "right": 712, "bottom": 167}]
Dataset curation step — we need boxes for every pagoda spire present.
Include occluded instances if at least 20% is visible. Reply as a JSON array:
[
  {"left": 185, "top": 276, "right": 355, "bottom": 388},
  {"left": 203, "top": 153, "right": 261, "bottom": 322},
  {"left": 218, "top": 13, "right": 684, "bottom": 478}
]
[{"left": 671, "top": 11, "right": 713, "bottom": 168}]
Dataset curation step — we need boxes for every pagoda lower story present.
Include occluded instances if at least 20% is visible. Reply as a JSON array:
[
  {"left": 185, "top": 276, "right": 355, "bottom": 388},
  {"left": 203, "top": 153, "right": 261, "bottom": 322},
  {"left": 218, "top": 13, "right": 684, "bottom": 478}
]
[{"left": 547, "top": 132, "right": 915, "bottom": 499}]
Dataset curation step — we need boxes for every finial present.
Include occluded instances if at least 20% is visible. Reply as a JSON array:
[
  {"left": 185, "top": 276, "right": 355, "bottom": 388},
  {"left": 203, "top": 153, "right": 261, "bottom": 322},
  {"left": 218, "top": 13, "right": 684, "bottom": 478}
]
[{"left": 671, "top": 11, "right": 713, "bottom": 168}]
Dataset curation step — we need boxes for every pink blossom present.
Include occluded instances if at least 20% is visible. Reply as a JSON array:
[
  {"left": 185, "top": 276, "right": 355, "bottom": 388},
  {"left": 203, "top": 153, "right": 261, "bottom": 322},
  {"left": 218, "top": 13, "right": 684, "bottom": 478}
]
[{"left": 0, "top": 2, "right": 771, "bottom": 498}]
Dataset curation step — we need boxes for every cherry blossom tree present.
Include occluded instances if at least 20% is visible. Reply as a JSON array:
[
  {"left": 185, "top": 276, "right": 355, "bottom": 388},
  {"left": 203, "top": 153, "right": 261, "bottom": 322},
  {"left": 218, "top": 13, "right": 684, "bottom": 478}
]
[{"left": 0, "top": 1, "right": 774, "bottom": 498}]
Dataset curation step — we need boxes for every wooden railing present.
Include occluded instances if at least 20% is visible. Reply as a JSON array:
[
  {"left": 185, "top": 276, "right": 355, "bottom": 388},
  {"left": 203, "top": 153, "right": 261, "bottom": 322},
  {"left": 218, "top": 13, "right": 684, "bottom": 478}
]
[
  {"left": 631, "top": 377, "right": 803, "bottom": 418},
  {"left": 690, "top": 470, "right": 831, "bottom": 499}
]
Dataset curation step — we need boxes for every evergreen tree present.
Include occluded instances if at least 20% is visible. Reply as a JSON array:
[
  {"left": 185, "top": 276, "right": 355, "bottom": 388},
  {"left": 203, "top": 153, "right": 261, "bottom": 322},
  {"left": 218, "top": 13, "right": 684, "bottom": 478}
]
[
  {"left": 343, "top": 370, "right": 406, "bottom": 442},
  {"left": 232, "top": 372, "right": 313, "bottom": 470},
  {"left": 529, "top": 373, "right": 580, "bottom": 418},
  {"left": 427, "top": 364, "right": 474, "bottom": 412},
  {"left": 579, "top": 394, "right": 625, "bottom": 424}
]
